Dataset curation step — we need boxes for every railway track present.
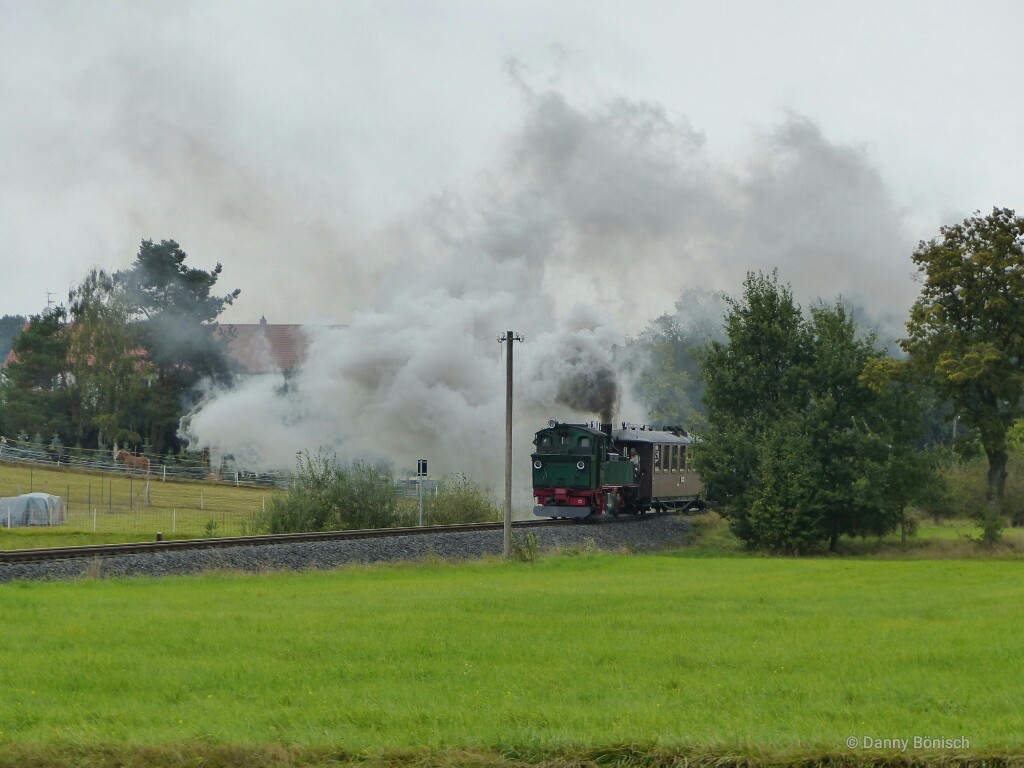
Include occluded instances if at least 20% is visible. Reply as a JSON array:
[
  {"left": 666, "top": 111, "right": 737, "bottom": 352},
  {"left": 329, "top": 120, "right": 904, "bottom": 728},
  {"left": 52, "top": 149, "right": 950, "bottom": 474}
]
[{"left": 0, "top": 518, "right": 593, "bottom": 564}]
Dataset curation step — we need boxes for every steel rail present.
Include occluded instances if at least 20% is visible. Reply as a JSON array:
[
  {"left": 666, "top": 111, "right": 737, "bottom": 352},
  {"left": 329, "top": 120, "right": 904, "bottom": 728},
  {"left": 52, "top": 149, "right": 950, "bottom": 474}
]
[{"left": 0, "top": 518, "right": 588, "bottom": 564}]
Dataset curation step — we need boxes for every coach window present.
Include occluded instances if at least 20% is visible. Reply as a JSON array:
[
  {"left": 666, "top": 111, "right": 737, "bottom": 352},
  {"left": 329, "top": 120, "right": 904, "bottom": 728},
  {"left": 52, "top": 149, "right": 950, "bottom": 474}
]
[{"left": 654, "top": 446, "right": 661, "bottom": 472}]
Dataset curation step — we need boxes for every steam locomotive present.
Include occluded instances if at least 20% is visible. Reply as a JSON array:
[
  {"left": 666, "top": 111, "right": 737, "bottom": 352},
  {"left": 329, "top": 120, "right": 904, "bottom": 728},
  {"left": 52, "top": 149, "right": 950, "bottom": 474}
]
[{"left": 531, "top": 420, "right": 703, "bottom": 518}]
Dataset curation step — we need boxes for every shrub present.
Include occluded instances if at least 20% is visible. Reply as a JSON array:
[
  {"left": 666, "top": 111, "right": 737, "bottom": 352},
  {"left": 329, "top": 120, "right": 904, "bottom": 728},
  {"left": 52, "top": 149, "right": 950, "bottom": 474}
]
[
  {"left": 979, "top": 509, "right": 1004, "bottom": 548},
  {"left": 329, "top": 460, "right": 399, "bottom": 530},
  {"left": 925, "top": 453, "right": 1024, "bottom": 533},
  {"left": 425, "top": 473, "right": 501, "bottom": 525},
  {"left": 511, "top": 530, "right": 540, "bottom": 562},
  {"left": 250, "top": 450, "right": 398, "bottom": 534},
  {"left": 938, "top": 457, "right": 991, "bottom": 519}
]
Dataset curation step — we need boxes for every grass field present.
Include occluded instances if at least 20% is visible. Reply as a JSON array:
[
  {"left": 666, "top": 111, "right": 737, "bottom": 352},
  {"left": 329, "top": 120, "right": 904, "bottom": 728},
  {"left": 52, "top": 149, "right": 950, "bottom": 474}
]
[
  {"left": 1, "top": 545, "right": 1023, "bottom": 766},
  {"left": 0, "top": 461, "right": 506, "bottom": 549},
  {"left": 0, "top": 460, "right": 278, "bottom": 545}
]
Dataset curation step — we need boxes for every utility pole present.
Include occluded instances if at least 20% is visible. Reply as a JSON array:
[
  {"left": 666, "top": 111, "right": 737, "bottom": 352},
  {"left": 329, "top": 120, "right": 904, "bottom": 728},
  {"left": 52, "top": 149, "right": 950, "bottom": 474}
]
[{"left": 498, "top": 331, "right": 523, "bottom": 559}]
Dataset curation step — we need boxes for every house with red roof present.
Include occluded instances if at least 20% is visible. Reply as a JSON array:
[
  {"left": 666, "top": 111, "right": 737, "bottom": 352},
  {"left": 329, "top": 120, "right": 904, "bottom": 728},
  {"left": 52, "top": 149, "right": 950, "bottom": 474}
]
[
  {"left": 215, "top": 316, "right": 311, "bottom": 375},
  {"left": 3, "top": 317, "right": 313, "bottom": 381}
]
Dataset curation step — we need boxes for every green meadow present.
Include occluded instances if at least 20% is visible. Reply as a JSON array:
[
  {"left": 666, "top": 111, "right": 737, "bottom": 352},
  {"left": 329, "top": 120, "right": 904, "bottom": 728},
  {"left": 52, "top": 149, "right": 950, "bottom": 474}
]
[
  {"left": 0, "top": 460, "right": 275, "bottom": 545},
  {"left": 0, "top": 461, "right": 496, "bottom": 548},
  {"left": 1, "top": 543, "right": 1022, "bottom": 766}
]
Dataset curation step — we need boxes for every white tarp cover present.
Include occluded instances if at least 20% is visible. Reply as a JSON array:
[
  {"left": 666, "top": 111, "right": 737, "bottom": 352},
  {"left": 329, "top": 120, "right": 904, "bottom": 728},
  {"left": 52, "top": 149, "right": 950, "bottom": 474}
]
[{"left": 0, "top": 493, "right": 65, "bottom": 527}]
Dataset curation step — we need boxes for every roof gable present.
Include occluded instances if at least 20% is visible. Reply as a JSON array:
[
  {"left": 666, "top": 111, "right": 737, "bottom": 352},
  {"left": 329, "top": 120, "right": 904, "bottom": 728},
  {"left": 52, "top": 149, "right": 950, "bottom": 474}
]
[{"left": 216, "top": 322, "right": 311, "bottom": 375}]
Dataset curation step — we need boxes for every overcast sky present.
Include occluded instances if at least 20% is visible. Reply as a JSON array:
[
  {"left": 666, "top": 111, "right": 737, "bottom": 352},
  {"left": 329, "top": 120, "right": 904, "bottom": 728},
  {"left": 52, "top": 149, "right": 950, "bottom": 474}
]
[{"left": 2, "top": 0, "right": 1022, "bottom": 329}]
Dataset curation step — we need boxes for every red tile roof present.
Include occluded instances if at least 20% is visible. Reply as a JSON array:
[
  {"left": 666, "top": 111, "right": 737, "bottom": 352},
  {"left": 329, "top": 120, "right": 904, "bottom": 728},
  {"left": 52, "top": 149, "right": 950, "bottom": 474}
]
[
  {"left": 216, "top": 320, "right": 311, "bottom": 375},
  {"left": 2, "top": 323, "right": 30, "bottom": 368},
  {"left": 3, "top": 319, "right": 312, "bottom": 377}
]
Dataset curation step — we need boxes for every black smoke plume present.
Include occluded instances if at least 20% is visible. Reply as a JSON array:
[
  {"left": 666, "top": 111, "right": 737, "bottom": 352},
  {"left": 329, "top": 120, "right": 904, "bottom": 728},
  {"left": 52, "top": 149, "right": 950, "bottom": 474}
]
[{"left": 555, "top": 365, "right": 619, "bottom": 425}]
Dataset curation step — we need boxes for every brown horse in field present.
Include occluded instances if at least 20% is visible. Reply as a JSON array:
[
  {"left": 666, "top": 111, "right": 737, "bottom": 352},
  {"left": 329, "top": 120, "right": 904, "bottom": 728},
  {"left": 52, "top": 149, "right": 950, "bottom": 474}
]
[{"left": 115, "top": 449, "right": 151, "bottom": 475}]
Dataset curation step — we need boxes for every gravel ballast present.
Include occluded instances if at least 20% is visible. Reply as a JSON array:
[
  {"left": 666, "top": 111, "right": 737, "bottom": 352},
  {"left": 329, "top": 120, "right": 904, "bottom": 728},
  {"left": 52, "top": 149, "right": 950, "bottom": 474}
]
[{"left": 0, "top": 515, "right": 691, "bottom": 583}]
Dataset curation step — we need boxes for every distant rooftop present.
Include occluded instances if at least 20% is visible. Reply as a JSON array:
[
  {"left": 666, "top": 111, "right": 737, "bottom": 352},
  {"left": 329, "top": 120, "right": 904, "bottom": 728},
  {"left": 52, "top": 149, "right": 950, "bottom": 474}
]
[
  {"left": 216, "top": 317, "right": 311, "bottom": 375},
  {"left": 2, "top": 318, "right": 316, "bottom": 377}
]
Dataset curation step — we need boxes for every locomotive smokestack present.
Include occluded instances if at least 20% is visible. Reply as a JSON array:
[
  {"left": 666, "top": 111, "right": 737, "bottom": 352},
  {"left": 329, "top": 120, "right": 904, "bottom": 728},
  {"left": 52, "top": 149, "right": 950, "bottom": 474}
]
[{"left": 601, "top": 422, "right": 612, "bottom": 437}]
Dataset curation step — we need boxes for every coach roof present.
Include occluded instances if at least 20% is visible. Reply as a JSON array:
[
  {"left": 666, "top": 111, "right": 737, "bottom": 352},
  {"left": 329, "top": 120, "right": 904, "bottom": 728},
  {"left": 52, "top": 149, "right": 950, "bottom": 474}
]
[{"left": 613, "top": 427, "right": 695, "bottom": 445}]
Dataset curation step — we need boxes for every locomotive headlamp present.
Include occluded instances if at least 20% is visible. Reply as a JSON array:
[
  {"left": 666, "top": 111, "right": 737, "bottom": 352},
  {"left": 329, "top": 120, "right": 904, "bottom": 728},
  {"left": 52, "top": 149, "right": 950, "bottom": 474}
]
[
  {"left": 576, "top": 460, "right": 585, "bottom": 470},
  {"left": 533, "top": 460, "right": 543, "bottom": 469}
]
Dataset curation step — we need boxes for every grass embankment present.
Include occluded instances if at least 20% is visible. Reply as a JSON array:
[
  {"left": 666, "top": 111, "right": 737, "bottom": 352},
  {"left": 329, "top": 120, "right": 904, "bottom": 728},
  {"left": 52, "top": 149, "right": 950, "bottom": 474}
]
[
  {"left": 1, "top": 548, "right": 1022, "bottom": 766},
  {"left": 678, "top": 511, "right": 1024, "bottom": 558},
  {"left": 0, "top": 461, "right": 277, "bottom": 546}
]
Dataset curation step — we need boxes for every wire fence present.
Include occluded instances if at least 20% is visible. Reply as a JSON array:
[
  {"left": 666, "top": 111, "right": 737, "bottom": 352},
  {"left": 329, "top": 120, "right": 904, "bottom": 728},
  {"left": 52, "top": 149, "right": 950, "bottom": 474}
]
[
  {"left": 0, "top": 435, "right": 290, "bottom": 488},
  {"left": 0, "top": 436, "right": 283, "bottom": 537},
  {"left": 0, "top": 437, "right": 441, "bottom": 539},
  {"left": 0, "top": 462, "right": 276, "bottom": 537}
]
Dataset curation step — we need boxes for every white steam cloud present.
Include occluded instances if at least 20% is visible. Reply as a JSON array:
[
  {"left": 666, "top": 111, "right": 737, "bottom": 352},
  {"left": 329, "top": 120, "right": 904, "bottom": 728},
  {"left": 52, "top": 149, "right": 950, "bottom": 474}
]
[{"left": 181, "top": 73, "right": 916, "bottom": 503}]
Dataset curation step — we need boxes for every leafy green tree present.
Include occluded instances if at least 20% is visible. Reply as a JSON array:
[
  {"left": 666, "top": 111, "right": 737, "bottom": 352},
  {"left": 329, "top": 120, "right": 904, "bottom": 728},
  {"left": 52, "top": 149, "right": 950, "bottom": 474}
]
[
  {"left": 860, "top": 357, "right": 941, "bottom": 542},
  {"left": 1008, "top": 418, "right": 1024, "bottom": 463},
  {"left": 67, "top": 268, "right": 153, "bottom": 448},
  {"left": 697, "top": 272, "right": 810, "bottom": 527},
  {"left": 624, "top": 288, "right": 727, "bottom": 428},
  {"left": 698, "top": 272, "right": 928, "bottom": 553},
  {"left": 901, "top": 208, "right": 1024, "bottom": 506},
  {"left": 744, "top": 418, "right": 826, "bottom": 553},
  {"left": 0, "top": 307, "right": 74, "bottom": 442},
  {"left": 5, "top": 240, "right": 240, "bottom": 454},
  {"left": 629, "top": 320, "right": 704, "bottom": 428},
  {"left": 113, "top": 239, "right": 240, "bottom": 454}
]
